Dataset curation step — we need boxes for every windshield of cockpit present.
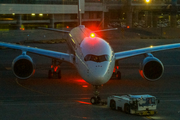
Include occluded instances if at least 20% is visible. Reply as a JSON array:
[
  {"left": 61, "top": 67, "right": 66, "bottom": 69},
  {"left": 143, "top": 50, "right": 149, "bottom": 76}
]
[
  {"left": 139, "top": 97, "right": 156, "bottom": 106},
  {"left": 84, "top": 54, "right": 110, "bottom": 62}
]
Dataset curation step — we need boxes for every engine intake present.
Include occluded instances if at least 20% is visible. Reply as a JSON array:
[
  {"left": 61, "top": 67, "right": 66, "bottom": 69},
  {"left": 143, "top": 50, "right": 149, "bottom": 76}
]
[
  {"left": 12, "top": 55, "right": 35, "bottom": 79},
  {"left": 139, "top": 56, "right": 164, "bottom": 81}
]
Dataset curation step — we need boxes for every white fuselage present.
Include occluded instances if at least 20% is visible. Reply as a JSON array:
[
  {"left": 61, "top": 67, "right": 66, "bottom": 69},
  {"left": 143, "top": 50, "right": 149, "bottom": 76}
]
[{"left": 67, "top": 26, "right": 115, "bottom": 85}]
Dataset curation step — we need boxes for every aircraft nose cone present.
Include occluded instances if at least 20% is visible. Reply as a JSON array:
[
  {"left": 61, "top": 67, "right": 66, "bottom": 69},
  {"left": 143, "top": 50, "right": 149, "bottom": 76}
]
[
  {"left": 93, "top": 73, "right": 104, "bottom": 81},
  {"left": 90, "top": 67, "right": 108, "bottom": 85},
  {"left": 86, "top": 61, "right": 112, "bottom": 85}
]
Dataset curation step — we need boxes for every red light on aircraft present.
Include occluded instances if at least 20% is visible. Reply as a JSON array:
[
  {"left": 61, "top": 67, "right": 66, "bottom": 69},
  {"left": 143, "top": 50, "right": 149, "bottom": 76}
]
[
  {"left": 127, "top": 26, "right": 130, "bottom": 28},
  {"left": 20, "top": 28, "right": 25, "bottom": 30},
  {"left": 116, "top": 66, "right": 119, "bottom": 69},
  {"left": 66, "top": 26, "right": 69, "bottom": 28},
  {"left": 54, "top": 66, "right": 58, "bottom": 72},
  {"left": 90, "top": 33, "right": 95, "bottom": 38}
]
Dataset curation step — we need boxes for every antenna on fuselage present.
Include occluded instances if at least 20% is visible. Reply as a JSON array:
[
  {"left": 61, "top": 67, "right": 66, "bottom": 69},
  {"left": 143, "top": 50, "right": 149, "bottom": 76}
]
[{"left": 78, "top": 0, "right": 82, "bottom": 26}]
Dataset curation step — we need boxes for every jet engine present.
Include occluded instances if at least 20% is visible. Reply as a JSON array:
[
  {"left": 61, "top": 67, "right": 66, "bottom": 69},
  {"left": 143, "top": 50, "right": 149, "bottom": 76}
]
[
  {"left": 12, "top": 55, "right": 35, "bottom": 79},
  {"left": 139, "top": 55, "right": 164, "bottom": 81}
]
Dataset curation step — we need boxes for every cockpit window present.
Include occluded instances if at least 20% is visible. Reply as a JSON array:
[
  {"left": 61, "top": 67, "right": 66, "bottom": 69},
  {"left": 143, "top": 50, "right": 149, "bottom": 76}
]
[
  {"left": 84, "top": 54, "right": 110, "bottom": 62},
  {"left": 139, "top": 98, "right": 156, "bottom": 106}
]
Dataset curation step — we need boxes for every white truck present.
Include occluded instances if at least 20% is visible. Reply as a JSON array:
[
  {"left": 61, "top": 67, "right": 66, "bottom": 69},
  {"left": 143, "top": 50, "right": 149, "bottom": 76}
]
[{"left": 107, "top": 94, "right": 159, "bottom": 115}]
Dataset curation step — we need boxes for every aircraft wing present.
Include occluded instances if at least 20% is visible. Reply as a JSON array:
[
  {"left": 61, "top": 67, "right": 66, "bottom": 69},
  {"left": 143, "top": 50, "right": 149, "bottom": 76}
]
[
  {"left": 38, "top": 27, "right": 70, "bottom": 33},
  {"left": 115, "top": 43, "right": 180, "bottom": 60},
  {"left": 0, "top": 42, "right": 73, "bottom": 63},
  {"left": 93, "top": 28, "right": 118, "bottom": 33}
]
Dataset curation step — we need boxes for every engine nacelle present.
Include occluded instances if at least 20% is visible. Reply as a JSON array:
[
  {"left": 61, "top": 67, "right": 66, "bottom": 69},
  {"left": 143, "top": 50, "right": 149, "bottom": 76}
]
[
  {"left": 139, "top": 56, "right": 164, "bottom": 81},
  {"left": 12, "top": 55, "right": 35, "bottom": 79}
]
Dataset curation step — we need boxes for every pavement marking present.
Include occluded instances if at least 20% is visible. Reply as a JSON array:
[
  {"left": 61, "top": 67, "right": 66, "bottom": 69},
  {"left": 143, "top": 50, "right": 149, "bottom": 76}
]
[
  {"left": 145, "top": 116, "right": 154, "bottom": 120},
  {"left": 15, "top": 78, "right": 50, "bottom": 96},
  {"left": 5, "top": 67, "right": 11, "bottom": 70}
]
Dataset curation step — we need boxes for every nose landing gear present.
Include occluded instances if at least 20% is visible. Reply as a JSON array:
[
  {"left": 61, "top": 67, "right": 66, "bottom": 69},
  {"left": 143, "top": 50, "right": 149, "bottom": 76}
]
[{"left": 90, "top": 85, "right": 102, "bottom": 105}]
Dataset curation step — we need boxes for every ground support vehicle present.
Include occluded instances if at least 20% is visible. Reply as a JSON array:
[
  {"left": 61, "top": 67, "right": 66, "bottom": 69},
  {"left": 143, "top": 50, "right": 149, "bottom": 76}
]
[{"left": 107, "top": 94, "right": 159, "bottom": 115}]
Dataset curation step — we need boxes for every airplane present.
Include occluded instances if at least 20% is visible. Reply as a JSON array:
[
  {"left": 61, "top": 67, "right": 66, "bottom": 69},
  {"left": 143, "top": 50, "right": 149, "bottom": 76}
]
[{"left": 1, "top": 1, "right": 180, "bottom": 105}]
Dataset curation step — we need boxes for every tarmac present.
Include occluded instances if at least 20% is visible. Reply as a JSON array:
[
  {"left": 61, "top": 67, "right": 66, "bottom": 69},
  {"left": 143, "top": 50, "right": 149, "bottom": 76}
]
[{"left": 0, "top": 30, "right": 180, "bottom": 120}]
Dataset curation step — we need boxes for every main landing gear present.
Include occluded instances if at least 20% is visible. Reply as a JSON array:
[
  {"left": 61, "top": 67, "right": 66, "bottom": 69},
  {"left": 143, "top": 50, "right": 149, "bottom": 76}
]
[
  {"left": 112, "top": 66, "right": 121, "bottom": 80},
  {"left": 48, "top": 59, "right": 61, "bottom": 79},
  {"left": 90, "top": 85, "right": 102, "bottom": 105},
  {"left": 113, "top": 61, "right": 121, "bottom": 80}
]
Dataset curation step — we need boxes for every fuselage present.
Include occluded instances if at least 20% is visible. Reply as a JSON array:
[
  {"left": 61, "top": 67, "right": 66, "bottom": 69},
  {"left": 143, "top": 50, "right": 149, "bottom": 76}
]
[{"left": 66, "top": 25, "right": 115, "bottom": 85}]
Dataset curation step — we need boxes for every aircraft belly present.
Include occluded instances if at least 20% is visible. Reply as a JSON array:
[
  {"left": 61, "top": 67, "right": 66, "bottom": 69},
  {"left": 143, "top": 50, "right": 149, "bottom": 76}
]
[{"left": 77, "top": 64, "right": 113, "bottom": 85}]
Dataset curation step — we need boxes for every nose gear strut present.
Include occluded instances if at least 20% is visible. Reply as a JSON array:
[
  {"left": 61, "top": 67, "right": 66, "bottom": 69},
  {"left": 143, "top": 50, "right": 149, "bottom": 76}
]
[{"left": 90, "top": 85, "right": 102, "bottom": 105}]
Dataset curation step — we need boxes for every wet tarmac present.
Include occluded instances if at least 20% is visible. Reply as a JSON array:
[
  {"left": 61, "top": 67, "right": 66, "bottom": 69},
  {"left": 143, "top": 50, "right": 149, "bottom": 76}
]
[{"left": 0, "top": 38, "right": 180, "bottom": 120}]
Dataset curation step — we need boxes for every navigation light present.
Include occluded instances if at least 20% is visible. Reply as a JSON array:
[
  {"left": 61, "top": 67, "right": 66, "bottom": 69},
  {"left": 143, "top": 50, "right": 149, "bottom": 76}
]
[{"left": 90, "top": 33, "right": 95, "bottom": 38}]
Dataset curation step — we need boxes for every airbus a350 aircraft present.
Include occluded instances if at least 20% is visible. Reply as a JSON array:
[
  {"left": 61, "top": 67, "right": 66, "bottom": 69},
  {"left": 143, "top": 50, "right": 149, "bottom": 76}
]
[{"left": 1, "top": 1, "right": 180, "bottom": 105}]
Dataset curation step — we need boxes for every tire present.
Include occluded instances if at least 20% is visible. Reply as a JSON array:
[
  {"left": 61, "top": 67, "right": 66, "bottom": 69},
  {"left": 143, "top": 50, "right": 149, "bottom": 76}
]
[
  {"left": 96, "top": 96, "right": 101, "bottom": 104},
  {"left": 116, "top": 71, "right": 121, "bottom": 80},
  {"left": 48, "top": 70, "right": 53, "bottom": 79},
  {"left": 124, "top": 104, "right": 130, "bottom": 113},
  {"left": 58, "top": 70, "right": 61, "bottom": 79},
  {"left": 110, "top": 100, "right": 116, "bottom": 110},
  {"left": 90, "top": 97, "right": 97, "bottom": 105}
]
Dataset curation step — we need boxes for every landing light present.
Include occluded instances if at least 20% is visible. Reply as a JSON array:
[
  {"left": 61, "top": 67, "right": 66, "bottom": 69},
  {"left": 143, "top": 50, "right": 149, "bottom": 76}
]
[
  {"left": 31, "top": 13, "right": 35, "bottom": 16},
  {"left": 90, "top": 33, "right": 95, "bottom": 38},
  {"left": 150, "top": 45, "right": 153, "bottom": 48}
]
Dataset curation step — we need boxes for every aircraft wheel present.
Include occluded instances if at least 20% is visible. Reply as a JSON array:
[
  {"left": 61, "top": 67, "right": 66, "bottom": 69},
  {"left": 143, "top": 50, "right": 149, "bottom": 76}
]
[
  {"left": 110, "top": 100, "right": 116, "bottom": 110},
  {"left": 48, "top": 70, "right": 53, "bottom": 79},
  {"left": 58, "top": 70, "right": 61, "bottom": 79},
  {"left": 116, "top": 71, "right": 121, "bottom": 80},
  {"left": 124, "top": 103, "right": 130, "bottom": 113},
  {"left": 90, "top": 97, "right": 97, "bottom": 105},
  {"left": 96, "top": 96, "right": 101, "bottom": 104}
]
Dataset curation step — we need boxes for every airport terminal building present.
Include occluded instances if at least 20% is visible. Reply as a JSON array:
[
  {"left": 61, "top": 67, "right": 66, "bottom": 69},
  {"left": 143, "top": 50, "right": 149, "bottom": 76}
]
[{"left": 0, "top": 0, "right": 180, "bottom": 29}]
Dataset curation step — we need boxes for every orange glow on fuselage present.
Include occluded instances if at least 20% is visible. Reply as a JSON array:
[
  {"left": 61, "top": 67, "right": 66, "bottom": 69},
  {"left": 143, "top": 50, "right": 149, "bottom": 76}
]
[
  {"left": 139, "top": 70, "right": 145, "bottom": 79},
  {"left": 86, "top": 36, "right": 101, "bottom": 47}
]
